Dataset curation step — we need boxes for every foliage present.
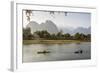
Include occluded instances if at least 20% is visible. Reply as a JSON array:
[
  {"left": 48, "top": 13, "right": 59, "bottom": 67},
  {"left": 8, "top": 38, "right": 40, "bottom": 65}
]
[
  {"left": 23, "top": 27, "right": 34, "bottom": 40},
  {"left": 23, "top": 27, "right": 91, "bottom": 41},
  {"left": 25, "top": 10, "right": 32, "bottom": 22}
]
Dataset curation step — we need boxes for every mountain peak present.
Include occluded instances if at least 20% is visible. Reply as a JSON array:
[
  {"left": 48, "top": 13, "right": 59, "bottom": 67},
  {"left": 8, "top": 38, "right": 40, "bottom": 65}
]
[
  {"left": 28, "top": 21, "right": 39, "bottom": 25},
  {"left": 26, "top": 20, "right": 59, "bottom": 34}
]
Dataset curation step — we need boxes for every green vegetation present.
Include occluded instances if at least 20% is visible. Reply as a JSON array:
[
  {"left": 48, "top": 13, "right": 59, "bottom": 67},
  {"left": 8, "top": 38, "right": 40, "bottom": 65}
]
[
  {"left": 23, "top": 27, "right": 91, "bottom": 44},
  {"left": 23, "top": 40, "right": 89, "bottom": 44}
]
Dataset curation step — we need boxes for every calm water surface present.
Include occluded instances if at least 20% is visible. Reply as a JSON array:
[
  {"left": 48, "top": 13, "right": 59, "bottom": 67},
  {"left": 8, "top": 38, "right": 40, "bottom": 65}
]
[{"left": 23, "top": 42, "right": 91, "bottom": 62}]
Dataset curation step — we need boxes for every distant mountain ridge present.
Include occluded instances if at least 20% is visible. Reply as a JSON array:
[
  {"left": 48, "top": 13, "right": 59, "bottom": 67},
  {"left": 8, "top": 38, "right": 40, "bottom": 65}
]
[
  {"left": 60, "top": 27, "right": 91, "bottom": 35},
  {"left": 26, "top": 20, "right": 91, "bottom": 35},
  {"left": 73, "top": 27, "right": 91, "bottom": 34}
]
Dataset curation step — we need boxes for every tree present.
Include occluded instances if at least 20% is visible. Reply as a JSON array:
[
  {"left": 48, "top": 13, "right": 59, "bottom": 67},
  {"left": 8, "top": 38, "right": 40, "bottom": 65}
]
[
  {"left": 57, "top": 30, "right": 63, "bottom": 39},
  {"left": 74, "top": 33, "right": 91, "bottom": 41},
  {"left": 51, "top": 34, "right": 57, "bottom": 40},
  {"left": 74, "top": 33, "right": 81, "bottom": 40},
  {"left": 86, "top": 34, "right": 91, "bottom": 41},
  {"left": 34, "top": 30, "right": 50, "bottom": 39},
  {"left": 80, "top": 33, "right": 86, "bottom": 40},
  {"left": 25, "top": 10, "right": 32, "bottom": 22},
  {"left": 23, "top": 27, "right": 33, "bottom": 40},
  {"left": 64, "top": 33, "right": 71, "bottom": 39}
]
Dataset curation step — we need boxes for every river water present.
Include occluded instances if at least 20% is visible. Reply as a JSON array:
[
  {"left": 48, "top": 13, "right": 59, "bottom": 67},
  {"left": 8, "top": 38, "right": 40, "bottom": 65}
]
[{"left": 22, "top": 42, "right": 91, "bottom": 62}]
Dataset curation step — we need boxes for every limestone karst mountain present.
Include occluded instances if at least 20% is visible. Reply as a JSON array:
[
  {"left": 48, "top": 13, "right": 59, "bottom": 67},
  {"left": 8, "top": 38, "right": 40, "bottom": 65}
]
[
  {"left": 26, "top": 20, "right": 91, "bottom": 35},
  {"left": 26, "top": 20, "right": 59, "bottom": 34},
  {"left": 73, "top": 27, "right": 91, "bottom": 34},
  {"left": 60, "top": 27, "right": 91, "bottom": 35}
]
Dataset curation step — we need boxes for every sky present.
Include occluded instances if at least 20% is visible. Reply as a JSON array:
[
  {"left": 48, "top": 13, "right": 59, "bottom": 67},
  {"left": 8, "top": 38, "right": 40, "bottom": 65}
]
[{"left": 23, "top": 10, "right": 91, "bottom": 29}]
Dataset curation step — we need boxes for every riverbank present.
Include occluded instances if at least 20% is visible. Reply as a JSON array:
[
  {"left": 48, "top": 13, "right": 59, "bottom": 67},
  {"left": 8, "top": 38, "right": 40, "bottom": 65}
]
[{"left": 23, "top": 40, "right": 90, "bottom": 44}]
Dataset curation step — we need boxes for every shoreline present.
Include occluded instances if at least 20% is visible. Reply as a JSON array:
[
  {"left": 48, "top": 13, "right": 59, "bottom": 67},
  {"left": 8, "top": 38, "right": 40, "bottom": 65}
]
[{"left": 23, "top": 40, "right": 90, "bottom": 44}]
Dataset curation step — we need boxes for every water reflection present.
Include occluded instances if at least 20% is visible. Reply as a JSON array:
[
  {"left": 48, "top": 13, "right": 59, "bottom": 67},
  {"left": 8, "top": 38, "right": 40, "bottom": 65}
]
[{"left": 23, "top": 42, "right": 91, "bottom": 62}]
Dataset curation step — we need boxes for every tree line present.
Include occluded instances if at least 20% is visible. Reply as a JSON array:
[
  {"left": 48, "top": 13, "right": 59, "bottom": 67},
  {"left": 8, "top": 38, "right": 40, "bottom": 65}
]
[{"left": 23, "top": 27, "right": 91, "bottom": 41}]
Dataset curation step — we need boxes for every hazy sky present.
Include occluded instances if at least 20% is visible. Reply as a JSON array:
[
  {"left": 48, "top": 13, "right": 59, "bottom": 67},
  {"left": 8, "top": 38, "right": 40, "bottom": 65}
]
[{"left": 23, "top": 10, "right": 91, "bottom": 29}]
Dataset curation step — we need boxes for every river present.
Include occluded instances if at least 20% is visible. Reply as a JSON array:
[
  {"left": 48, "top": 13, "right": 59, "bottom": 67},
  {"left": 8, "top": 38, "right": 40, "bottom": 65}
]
[{"left": 22, "top": 42, "right": 91, "bottom": 62}]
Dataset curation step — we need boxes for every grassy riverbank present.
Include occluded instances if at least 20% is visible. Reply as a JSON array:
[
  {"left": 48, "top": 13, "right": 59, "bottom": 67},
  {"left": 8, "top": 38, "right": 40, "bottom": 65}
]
[{"left": 23, "top": 40, "right": 90, "bottom": 44}]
